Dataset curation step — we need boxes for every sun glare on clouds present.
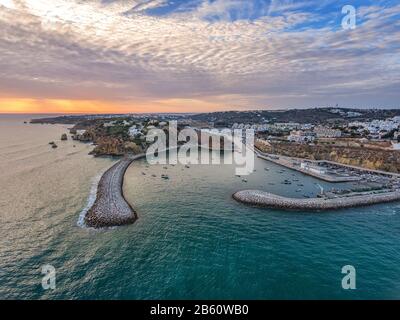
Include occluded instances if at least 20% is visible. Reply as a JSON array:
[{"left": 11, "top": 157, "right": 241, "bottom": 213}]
[
  {"left": 0, "top": 0, "right": 15, "bottom": 9},
  {"left": 0, "top": 0, "right": 399, "bottom": 113}
]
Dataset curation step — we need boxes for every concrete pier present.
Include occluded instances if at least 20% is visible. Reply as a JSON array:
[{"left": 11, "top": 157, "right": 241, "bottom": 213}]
[{"left": 233, "top": 189, "right": 400, "bottom": 211}]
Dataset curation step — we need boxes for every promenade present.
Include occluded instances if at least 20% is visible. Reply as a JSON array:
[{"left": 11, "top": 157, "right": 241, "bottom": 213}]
[{"left": 254, "top": 149, "right": 361, "bottom": 183}]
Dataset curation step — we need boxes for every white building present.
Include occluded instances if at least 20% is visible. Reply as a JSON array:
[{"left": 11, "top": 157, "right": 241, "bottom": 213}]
[
  {"left": 129, "top": 125, "right": 141, "bottom": 137},
  {"left": 274, "top": 122, "right": 300, "bottom": 131},
  {"left": 103, "top": 121, "right": 116, "bottom": 127},
  {"left": 300, "top": 123, "right": 314, "bottom": 130},
  {"left": 288, "top": 130, "right": 316, "bottom": 143},
  {"left": 314, "top": 126, "right": 342, "bottom": 138},
  {"left": 346, "top": 111, "right": 362, "bottom": 117},
  {"left": 348, "top": 117, "right": 400, "bottom": 135},
  {"left": 300, "top": 162, "right": 327, "bottom": 175}
]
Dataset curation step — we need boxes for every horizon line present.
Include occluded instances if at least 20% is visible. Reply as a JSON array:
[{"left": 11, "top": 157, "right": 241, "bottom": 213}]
[{"left": 1, "top": 106, "right": 400, "bottom": 116}]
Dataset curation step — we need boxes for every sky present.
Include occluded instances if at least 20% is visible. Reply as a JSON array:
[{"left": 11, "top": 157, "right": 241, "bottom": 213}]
[{"left": 0, "top": 0, "right": 399, "bottom": 113}]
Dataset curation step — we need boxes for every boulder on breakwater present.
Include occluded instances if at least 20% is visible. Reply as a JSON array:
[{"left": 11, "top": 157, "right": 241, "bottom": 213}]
[
  {"left": 233, "top": 190, "right": 400, "bottom": 211},
  {"left": 84, "top": 154, "right": 145, "bottom": 228}
]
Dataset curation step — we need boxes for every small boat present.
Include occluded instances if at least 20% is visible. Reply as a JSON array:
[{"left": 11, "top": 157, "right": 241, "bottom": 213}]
[
  {"left": 296, "top": 189, "right": 302, "bottom": 192},
  {"left": 161, "top": 174, "right": 169, "bottom": 180}
]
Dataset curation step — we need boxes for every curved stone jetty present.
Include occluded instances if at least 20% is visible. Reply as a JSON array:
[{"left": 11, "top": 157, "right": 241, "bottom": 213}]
[
  {"left": 233, "top": 190, "right": 400, "bottom": 211},
  {"left": 85, "top": 154, "right": 145, "bottom": 228}
]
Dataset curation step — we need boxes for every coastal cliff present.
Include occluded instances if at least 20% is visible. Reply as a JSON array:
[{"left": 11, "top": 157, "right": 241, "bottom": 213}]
[
  {"left": 89, "top": 137, "right": 143, "bottom": 157},
  {"left": 70, "top": 124, "right": 144, "bottom": 157},
  {"left": 256, "top": 141, "right": 400, "bottom": 173}
]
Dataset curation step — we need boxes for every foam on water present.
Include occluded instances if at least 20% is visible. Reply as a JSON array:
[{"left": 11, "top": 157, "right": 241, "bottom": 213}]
[
  {"left": 77, "top": 171, "right": 105, "bottom": 229},
  {"left": 77, "top": 164, "right": 121, "bottom": 231}
]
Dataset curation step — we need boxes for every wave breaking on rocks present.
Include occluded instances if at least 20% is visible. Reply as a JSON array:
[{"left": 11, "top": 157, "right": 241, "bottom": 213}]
[{"left": 84, "top": 154, "right": 145, "bottom": 228}]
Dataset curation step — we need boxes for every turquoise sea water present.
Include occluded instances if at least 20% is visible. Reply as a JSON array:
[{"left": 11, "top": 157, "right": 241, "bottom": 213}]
[{"left": 1, "top": 114, "right": 400, "bottom": 299}]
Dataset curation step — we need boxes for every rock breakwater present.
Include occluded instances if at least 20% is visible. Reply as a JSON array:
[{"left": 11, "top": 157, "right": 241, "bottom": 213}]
[
  {"left": 85, "top": 154, "right": 145, "bottom": 228},
  {"left": 233, "top": 190, "right": 400, "bottom": 211}
]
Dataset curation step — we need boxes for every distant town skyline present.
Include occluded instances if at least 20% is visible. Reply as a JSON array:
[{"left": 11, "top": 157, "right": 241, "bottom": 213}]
[{"left": 0, "top": 0, "right": 399, "bottom": 114}]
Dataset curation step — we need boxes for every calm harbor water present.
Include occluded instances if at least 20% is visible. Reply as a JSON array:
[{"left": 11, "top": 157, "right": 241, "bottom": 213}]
[{"left": 1, "top": 114, "right": 400, "bottom": 299}]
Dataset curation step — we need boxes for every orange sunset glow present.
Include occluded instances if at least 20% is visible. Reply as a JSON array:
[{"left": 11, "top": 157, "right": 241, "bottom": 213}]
[
  {"left": 2, "top": 0, "right": 400, "bottom": 303},
  {"left": 1, "top": 1, "right": 399, "bottom": 114},
  {"left": 0, "top": 98, "right": 229, "bottom": 114}
]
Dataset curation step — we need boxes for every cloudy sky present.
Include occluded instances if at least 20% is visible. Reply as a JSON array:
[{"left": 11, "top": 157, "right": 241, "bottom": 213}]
[{"left": 0, "top": 0, "right": 399, "bottom": 113}]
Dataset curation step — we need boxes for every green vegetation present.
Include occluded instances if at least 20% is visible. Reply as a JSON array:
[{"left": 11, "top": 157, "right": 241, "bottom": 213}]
[{"left": 106, "top": 125, "right": 130, "bottom": 139}]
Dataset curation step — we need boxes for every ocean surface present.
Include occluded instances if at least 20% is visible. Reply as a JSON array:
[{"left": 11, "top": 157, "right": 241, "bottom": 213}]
[{"left": 1, "top": 114, "right": 400, "bottom": 299}]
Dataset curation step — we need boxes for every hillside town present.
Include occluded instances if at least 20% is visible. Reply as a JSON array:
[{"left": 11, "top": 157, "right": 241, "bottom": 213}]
[
  {"left": 31, "top": 107, "right": 400, "bottom": 173},
  {"left": 232, "top": 114, "right": 400, "bottom": 147}
]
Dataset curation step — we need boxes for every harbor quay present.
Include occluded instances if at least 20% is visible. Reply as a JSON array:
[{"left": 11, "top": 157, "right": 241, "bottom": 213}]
[
  {"left": 254, "top": 148, "right": 400, "bottom": 187},
  {"left": 84, "top": 144, "right": 400, "bottom": 227},
  {"left": 255, "top": 151, "right": 360, "bottom": 183},
  {"left": 232, "top": 148, "right": 400, "bottom": 211}
]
